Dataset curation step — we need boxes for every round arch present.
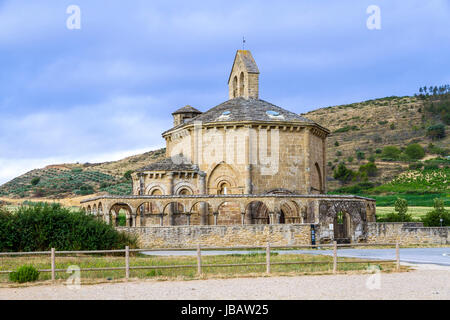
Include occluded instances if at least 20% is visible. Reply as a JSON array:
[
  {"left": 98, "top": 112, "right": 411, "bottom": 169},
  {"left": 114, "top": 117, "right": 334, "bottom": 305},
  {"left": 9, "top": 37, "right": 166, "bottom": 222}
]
[{"left": 245, "top": 201, "right": 270, "bottom": 225}]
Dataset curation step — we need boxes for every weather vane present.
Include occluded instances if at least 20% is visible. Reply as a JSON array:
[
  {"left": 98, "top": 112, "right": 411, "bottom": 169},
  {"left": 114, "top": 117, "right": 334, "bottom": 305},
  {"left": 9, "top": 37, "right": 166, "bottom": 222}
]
[{"left": 242, "top": 36, "right": 246, "bottom": 50}]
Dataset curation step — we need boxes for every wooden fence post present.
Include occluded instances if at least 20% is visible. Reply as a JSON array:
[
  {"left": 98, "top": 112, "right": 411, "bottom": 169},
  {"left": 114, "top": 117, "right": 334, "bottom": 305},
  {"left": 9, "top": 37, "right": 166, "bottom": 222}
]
[
  {"left": 197, "top": 244, "right": 202, "bottom": 276},
  {"left": 333, "top": 241, "right": 337, "bottom": 274},
  {"left": 51, "top": 248, "right": 56, "bottom": 283},
  {"left": 125, "top": 246, "right": 130, "bottom": 280},
  {"left": 266, "top": 242, "right": 271, "bottom": 274},
  {"left": 396, "top": 241, "right": 400, "bottom": 271}
]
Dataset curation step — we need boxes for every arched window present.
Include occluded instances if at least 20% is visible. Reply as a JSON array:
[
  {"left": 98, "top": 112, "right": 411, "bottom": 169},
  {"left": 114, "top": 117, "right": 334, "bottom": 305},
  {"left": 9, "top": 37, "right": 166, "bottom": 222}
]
[
  {"left": 218, "top": 182, "right": 230, "bottom": 195},
  {"left": 150, "top": 189, "right": 162, "bottom": 196},
  {"left": 239, "top": 72, "right": 245, "bottom": 96},
  {"left": 233, "top": 76, "right": 238, "bottom": 98},
  {"left": 178, "top": 188, "right": 191, "bottom": 195}
]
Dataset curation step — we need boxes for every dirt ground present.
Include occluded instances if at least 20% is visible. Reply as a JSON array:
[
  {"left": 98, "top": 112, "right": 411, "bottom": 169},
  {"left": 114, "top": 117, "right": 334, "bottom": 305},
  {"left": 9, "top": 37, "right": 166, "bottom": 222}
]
[{"left": 0, "top": 265, "right": 448, "bottom": 300}]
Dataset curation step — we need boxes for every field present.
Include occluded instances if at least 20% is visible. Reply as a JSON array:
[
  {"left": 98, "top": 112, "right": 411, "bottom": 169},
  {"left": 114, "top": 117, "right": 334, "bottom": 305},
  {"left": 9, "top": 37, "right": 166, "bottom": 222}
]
[
  {"left": 0, "top": 252, "right": 401, "bottom": 285},
  {"left": 366, "top": 194, "right": 449, "bottom": 207},
  {"left": 375, "top": 206, "right": 449, "bottom": 220}
]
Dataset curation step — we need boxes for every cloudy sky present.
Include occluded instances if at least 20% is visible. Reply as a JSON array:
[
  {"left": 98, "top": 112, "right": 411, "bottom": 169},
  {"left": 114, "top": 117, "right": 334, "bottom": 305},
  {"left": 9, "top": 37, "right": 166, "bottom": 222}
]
[{"left": 0, "top": 0, "right": 449, "bottom": 184}]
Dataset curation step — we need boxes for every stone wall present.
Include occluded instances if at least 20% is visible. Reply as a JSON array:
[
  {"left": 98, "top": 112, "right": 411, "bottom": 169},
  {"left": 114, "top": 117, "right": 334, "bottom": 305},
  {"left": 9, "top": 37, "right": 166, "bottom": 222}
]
[
  {"left": 367, "top": 222, "right": 449, "bottom": 244},
  {"left": 118, "top": 224, "right": 314, "bottom": 248}
]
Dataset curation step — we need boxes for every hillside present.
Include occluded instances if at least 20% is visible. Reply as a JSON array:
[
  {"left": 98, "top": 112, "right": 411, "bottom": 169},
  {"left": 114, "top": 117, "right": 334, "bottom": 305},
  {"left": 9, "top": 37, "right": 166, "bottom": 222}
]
[
  {"left": 305, "top": 95, "right": 450, "bottom": 191},
  {"left": 1, "top": 92, "right": 448, "bottom": 203},
  {"left": 0, "top": 148, "right": 166, "bottom": 199}
]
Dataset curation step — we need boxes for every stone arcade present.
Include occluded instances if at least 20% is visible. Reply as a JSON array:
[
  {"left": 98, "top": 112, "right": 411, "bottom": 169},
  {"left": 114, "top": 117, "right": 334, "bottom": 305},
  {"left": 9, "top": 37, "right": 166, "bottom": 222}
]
[{"left": 81, "top": 50, "right": 376, "bottom": 245}]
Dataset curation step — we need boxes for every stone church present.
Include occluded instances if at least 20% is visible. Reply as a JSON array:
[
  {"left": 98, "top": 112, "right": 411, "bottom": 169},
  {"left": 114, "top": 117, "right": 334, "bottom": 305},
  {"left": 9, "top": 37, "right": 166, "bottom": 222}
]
[{"left": 82, "top": 50, "right": 376, "bottom": 244}]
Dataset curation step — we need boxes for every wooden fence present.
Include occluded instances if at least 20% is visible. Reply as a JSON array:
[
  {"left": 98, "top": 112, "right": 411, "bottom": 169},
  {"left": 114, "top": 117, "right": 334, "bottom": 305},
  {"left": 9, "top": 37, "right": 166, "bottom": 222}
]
[{"left": 0, "top": 242, "right": 401, "bottom": 282}]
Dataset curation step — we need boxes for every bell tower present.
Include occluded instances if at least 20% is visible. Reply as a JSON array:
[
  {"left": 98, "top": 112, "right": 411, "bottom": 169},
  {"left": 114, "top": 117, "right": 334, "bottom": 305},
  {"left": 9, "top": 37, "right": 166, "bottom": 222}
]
[{"left": 228, "top": 50, "right": 260, "bottom": 100}]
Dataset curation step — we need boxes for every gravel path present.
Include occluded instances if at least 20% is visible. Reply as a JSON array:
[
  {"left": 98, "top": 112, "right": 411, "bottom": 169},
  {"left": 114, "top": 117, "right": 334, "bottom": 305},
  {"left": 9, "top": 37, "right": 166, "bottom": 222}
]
[{"left": 1, "top": 268, "right": 448, "bottom": 300}]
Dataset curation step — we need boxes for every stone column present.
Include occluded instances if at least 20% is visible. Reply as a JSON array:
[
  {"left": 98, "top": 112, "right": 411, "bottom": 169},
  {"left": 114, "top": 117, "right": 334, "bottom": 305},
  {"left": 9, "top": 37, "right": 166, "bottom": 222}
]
[
  {"left": 241, "top": 212, "right": 246, "bottom": 225},
  {"left": 304, "top": 128, "right": 311, "bottom": 194},
  {"left": 139, "top": 174, "right": 146, "bottom": 226},
  {"left": 213, "top": 212, "right": 219, "bottom": 225},
  {"left": 275, "top": 212, "right": 281, "bottom": 224},
  {"left": 245, "top": 164, "right": 252, "bottom": 194},
  {"left": 322, "top": 137, "right": 327, "bottom": 194},
  {"left": 198, "top": 172, "right": 208, "bottom": 225},
  {"left": 187, "top": 214, "right": 191, "bottom": 226},
  {"left": 159, "top": 214, "right": 164, "bottom": 226},
  {"left": 167, "top": 172, "right": 175, "bottom": 226},
  {"left": 269, "top": 212, "right": 275, "bottom": 225},
  {"left": 130, "top": 207, "right": 137, "bottom": 227}
]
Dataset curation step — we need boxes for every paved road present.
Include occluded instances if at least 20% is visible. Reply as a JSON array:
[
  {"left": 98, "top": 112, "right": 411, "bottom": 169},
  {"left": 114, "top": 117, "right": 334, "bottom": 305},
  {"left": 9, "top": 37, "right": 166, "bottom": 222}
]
[
  {"left": 0, "top": 269, "right": 448, "bottom": 300},
  {"left": 144, "top": 247, "right": 450, "bottom": 266}
]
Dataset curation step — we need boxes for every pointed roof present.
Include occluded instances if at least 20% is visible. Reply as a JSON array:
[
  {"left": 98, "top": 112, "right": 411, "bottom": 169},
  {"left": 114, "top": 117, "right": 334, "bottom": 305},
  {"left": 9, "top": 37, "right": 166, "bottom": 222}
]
[
  {"left": 228, "top": 50, "right": 259, "bottom": 83},
  {"left": 187, "top": 97, "right": 314, "bottom": 123},
  {"left": 172, "top": 105, "right": 202, "bottom": 115},
  {"left": 162, "top": 97, "right": 331, "bottom": 136}
]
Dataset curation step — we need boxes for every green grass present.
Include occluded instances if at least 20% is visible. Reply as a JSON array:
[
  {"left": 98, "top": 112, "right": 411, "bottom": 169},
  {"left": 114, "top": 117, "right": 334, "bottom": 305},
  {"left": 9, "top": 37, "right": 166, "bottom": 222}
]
[
  {"left": 375, "top": 206, "right": 449, "bottom": 220},
  {"left": 363, "top": 194, "right": 449, "bottom": 206},
  {"left": 331, "top": 168, "right": 449, "bottom": 206},
  {"left": 0, "top": 252, "right": 400, "bottom": 284}
]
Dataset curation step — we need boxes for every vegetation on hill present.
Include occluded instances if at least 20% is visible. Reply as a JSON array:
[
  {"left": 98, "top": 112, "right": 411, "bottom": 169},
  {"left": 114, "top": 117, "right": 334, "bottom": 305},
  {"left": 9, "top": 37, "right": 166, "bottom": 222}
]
[
  {"left": 1, "top": 88, "right": 448, "bottom": 204},
  {"left": 0, "top": 203, "right": 136, "bottom": 251},
  {"left": 0, "top": 148, "right": 165, "bottom": 199},
  {"left": 306, "top": 86, "right": 449, "bottom": 206}
]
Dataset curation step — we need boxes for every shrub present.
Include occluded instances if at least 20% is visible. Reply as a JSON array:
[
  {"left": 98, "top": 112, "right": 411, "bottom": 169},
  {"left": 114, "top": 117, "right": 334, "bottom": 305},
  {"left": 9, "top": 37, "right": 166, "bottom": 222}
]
[
  {"left": 333, "top": 163, "right": 356, "bottom": 183},
  {"left": 409, "top": 162, "right": 423, "bottom": 170},
  {"left": 375, "top": 149, "right": 382, "bottom": 154},
  {"left": 426, "top": 124, "right": 446, "bottom": 140},
  {"left": 334, "top": 141, "right": 339, "bottom": 147},
  {"left": 30, "top": 177, "right": 40, "bottom": 186},
  {"left": 404, "top": 144, "right": 425, "bottom": 160},
  {"left": 424, "top": 163, "right": 439, "bottom": 170},
  {"left": 356, "top": 150, "right": 365, "bottom": 160},
  {"left": 0, "top": 204, "right": 137, "bottom": 251},
  {"left": 9, "top": 265, "right": 39, "bottom": 283},
  {"left": 381, "top": 146, "right": 401, "bottom": 160},
  {"left": 123, "top": 170, "right": 133, "bottom": 181},
  {"left": 421, "top": 199, "right": 450, "bottom": 227},
  {"left": 359, "top": 162, "right": 378, "bottom": 177},
  {"left": 389, "top": 123, "right": 396, "bottom": 130}
]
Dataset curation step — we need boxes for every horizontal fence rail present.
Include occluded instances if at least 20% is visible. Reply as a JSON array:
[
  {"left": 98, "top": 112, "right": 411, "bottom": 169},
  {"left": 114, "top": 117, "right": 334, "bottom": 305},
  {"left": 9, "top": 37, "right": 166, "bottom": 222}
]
[{"left": 0, "top": 242, "right": 403, "bottom": 282}]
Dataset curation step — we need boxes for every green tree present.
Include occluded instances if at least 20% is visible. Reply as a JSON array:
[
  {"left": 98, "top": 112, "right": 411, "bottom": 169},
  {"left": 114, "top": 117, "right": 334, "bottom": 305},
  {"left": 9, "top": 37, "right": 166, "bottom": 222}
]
[
  {"left": 381, "top": 146, "right": 401, "bottom": 160},
  {"left": 123, "top": 170, "right": 133, "bottom": 180},
  {"left": 394, "top": 198, "right": 410, "bottom": 221},
  {"left": 333, "top": 163, "right": 355, "bottom": 184},
  {"left": 359, "top": 162, "right": 378, "bottom": 177},
  {"left": 426, "top": 124, "right": 446, "bottom": 140},
  {"left": 356, "top": 150, "right": 365, "bottom": 160},
  {"left": 421, "top": 199, "right": 450, "bottom": 226},
  {"left": 404, "top": 144, "right": 425, "bottom": 160},
  {"left": 334, "top": 141, "right": 339, "bottom": 147},
  {"left": 30, "top": 177, "right": 40, "bottom": 186},
  {"left": 0, "top": 203, "right": 136, "bottom": 251}
]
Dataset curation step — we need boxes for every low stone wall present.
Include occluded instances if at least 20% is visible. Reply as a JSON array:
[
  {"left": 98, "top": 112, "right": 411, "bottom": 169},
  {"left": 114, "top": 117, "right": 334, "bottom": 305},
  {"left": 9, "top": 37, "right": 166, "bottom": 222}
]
[
  {"left": 367, "top": 222, "right": 449, "bottom": 245},
  {"left": 118, "top": 224, "right": 314, "bottom": 248}
]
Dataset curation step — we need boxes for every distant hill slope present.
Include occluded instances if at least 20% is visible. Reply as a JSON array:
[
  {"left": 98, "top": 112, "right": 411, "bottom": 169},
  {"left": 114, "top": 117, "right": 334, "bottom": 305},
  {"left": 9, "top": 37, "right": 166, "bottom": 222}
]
[
  {"left": 1, "top": 94, "right": 449, "bottom": 200},
  {"left": 305, "top": 95, "right": 449, "bottom": 190},
  {"left": 0, "top": 148, "right": 166, "bottom": 199}
]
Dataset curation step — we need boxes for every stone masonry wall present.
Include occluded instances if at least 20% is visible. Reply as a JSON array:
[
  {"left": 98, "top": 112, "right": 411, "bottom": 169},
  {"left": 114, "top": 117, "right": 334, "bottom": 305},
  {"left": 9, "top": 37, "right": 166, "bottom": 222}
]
[
  {"left": 367, "top": 222, "right": 449, "bottom": 245},
  {"left": 118, "top": 224, "right": 313, "bottom": 248}
]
